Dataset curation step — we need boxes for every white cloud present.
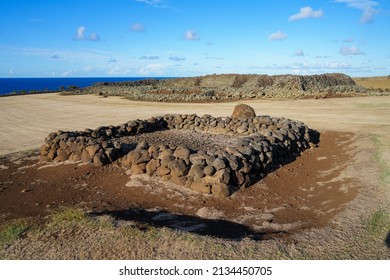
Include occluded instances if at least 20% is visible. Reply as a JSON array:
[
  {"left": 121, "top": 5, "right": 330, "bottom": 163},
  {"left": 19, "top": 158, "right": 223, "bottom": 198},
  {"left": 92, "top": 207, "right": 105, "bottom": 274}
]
[
  {"left": 139, "top": 55, "right": 159, "bottom": 60},
  {"left": 246, "top": 60, "right": 378, "bottom": 75},
  {"left": 249, "top": 60, "right": 353, "bottom": 71},
  {"left": 343, "top": 38, "right": 355, "bottom": 42},
  {"left": 83, "top": 66, "right": 94, "bottom": 72},
  {"left": 294, "top": 49, "right": 305, "bottom": 56},
  {"left": 9, "top": 69, "right": 16, "bottom": 75},
  {"left": 74, "top": 26, "right": 100, "bottom": 41},
  {"left": 134, "top": 0, "right": 174, "bottom": 10},
  {"left": 335, "top": 0, "right": 380, "bottom": 23},
  {"left": 75, "top": 26, "right": 86, "bottom": 40},
  {"left": 107, "top": 66, "right": 131, "bottom": 76},
  {"left": 62, "top": 70, "right": 73, "bottom": 76},
  {"left": 269, "top": 31, "right": 287, "bottom": 41},
  {"left": 323, "top": 61, "right": 352, "bottom": 69},
  {"left": 135, "top": 0, "right": 162, "bottom": 6},
  {"left": 89, "top": 33, "right": 100, "bottom": 41},
  {"left": 289, "top": 6, "right": 324, "bottom": 21},
  {"left": 137, "top": 63, "right": 167, "bottom": 75},
  {"left": 340, "top": 45, "right": 365, "bottom": 56},
  {"left": 0, "top": 46, "right": 119, "bottom": 72},
  {"left": 131, "top": 23, "right": 145, "bottom": 32},
  {"left": 205, "top": 56, "right": 224, "bottom": 60},
  {"left": 169, "top": 55, "right": 186, "bottom": 61},
  {"left": 185, "top": 30, "right": 199, "bottom": 41}
]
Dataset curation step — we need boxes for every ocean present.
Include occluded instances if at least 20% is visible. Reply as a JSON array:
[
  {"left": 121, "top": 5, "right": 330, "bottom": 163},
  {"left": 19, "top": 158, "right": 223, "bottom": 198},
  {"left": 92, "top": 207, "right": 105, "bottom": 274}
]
[{"left": 0, "top": 77, "right": 166, "bottom": 96}]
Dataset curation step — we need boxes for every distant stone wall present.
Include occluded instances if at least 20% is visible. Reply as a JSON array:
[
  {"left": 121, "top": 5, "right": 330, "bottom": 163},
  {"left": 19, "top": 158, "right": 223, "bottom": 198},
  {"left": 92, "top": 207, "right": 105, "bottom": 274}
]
[
  {"left": 64, "top": 73, "right": 373, "bottom": 101},
  {"left": 40, "top": 112, "right": 317, "bottom": 198}
]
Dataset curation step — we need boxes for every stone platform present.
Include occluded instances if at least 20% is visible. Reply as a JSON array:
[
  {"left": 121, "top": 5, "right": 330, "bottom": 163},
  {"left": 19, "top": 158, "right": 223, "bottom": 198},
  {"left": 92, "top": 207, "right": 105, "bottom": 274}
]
[{"left": 40, "top": 105, "right": 318, "bottom": 197}]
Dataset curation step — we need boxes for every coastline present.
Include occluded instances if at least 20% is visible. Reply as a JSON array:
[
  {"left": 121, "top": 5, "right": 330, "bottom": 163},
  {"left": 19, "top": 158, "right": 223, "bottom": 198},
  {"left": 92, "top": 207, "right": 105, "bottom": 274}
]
[
  {"left": 0, "top": 77, "right": 170, "bottom": 96},
  {"left": 0, "top": 90, "right": 63, "bottom": 98}
]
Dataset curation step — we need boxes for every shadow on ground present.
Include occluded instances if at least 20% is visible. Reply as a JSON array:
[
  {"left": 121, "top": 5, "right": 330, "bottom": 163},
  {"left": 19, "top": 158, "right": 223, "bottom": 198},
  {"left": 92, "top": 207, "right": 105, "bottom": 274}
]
[
  {"left": 385, "top": 231, "right": 390, "bottom": 248},
  {"left": 90, "top": 208, "right": 286, "bottom": 241}
]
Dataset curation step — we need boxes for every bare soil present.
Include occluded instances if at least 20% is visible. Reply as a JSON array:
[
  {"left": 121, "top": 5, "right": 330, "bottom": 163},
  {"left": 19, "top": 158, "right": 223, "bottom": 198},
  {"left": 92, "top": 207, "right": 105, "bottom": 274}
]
[{"left": 0, "top": 131, "right": 357, "bottom": 239}]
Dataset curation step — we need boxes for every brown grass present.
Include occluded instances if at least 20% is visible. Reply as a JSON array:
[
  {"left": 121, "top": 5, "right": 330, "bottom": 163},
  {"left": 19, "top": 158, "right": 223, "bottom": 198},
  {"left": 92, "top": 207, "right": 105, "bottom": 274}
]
[
  {"left": 0, "top": 204, "right": 389, "bottom": 260},
  {"left": 354, "top": 76, "right": 390, "bottom": 91},
  {"left": 1, "top": 94, "right": 390, "bottom": 259}
]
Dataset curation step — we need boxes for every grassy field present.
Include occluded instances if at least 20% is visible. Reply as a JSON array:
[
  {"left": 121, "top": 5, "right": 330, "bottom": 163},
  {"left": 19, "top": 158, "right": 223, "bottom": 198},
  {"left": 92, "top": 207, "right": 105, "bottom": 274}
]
[
  {"left": 1, "top": 93, "right": 389, "bottom": 259},
  {"left": 1, "top": 198, "right": 389, "bottom": 260},
  {"left": 354, "top": 76, "right": 390, "bottom": 91}
]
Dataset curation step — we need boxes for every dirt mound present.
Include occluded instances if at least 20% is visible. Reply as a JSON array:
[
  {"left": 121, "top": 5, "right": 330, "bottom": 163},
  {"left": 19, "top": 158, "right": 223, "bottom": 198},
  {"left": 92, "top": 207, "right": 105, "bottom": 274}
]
[{"left": 65, "top": 73, "right": 376, "bottom": 101}]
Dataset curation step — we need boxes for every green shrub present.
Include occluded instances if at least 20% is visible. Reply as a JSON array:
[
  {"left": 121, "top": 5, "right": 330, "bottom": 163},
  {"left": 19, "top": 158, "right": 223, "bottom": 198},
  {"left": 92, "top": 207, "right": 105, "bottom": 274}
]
[{"left": 0, "top": 220, "right": 28, "bottom": 247}]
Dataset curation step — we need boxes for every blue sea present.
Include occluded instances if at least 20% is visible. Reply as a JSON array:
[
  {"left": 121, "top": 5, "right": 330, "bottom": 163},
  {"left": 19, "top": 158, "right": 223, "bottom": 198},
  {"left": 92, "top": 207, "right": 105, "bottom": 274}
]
[{"left": 0, "top": 77, "right": 167, "bottom": 96}]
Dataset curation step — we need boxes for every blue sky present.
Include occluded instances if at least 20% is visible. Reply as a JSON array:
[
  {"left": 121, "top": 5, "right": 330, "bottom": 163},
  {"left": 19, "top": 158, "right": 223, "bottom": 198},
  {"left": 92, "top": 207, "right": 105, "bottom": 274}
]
[{"left": 0, "top": 0, "right": 389, "bottom": 77}]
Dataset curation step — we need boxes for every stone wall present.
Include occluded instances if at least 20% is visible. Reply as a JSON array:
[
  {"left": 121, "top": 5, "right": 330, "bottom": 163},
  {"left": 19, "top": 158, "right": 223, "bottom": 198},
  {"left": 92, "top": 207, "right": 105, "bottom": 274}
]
[
  {"left": 64, "top": 73, "right": 373, "bottom": 101},
  {"left": 40, "top": 112, "right": 317, "bottom": 198}
]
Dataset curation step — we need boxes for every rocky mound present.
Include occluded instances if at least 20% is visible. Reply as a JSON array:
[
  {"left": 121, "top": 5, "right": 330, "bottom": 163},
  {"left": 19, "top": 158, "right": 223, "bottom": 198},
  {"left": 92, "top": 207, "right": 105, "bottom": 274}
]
[
  {"left": 65, "top": 73, "right": 369, "bottom": 101},
  {"left": 40, "top": 105, "right": 318, "bottom": 198}
]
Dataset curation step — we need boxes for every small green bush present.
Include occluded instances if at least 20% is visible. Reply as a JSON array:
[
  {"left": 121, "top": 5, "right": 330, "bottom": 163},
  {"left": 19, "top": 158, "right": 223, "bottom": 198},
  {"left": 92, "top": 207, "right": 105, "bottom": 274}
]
[
  {"left": 49, "top": 208, "right": 86, "bottom": 225},
  {"left": 364, "top": 208, "right": 389, "bottom": 236},
  {"left": 0, "top": 220, "right": 28, "bottom": 247}
]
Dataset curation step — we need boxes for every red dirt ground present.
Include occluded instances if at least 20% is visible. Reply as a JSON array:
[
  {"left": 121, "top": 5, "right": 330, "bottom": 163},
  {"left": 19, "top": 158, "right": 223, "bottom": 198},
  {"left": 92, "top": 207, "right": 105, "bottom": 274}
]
[{"left": 0, "top": 131, "right": 358, "bottom": 240}]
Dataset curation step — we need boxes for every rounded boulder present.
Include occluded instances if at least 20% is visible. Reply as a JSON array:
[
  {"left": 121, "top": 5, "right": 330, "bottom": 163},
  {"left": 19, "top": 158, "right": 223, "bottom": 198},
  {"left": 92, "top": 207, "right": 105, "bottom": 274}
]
[{"left": 231, "top": 104, "right": 256, "bottom": 119}]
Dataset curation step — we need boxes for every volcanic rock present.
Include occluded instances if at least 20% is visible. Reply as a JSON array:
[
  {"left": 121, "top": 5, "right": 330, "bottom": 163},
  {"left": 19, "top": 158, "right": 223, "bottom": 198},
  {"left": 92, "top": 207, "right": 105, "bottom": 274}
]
[{"left": 231, "top": 104, "right": 256, "bottom": 119}]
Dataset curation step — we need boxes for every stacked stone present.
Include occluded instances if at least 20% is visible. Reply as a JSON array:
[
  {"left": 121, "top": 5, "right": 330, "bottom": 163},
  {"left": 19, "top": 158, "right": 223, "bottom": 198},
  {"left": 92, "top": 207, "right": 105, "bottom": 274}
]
[
  {"left": 162, "top": 113, "right": 312, "bottom": 149},
  {"left": 65, "top": 73, "right": 368, "bottom": 101},
  {"left": 149, "top": 113, "right": 313, "bottom": 197},
  {"left": 40, "top": 105, "right": 316, "bottom": 198},
  {"left": 40, "top": 116, "right": 167, "bottom": 166}
]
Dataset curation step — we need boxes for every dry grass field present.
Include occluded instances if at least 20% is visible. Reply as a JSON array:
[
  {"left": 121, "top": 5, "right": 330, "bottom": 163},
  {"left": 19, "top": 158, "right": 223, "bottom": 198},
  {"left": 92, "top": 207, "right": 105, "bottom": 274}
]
[
  {"left": 0, "top": 93, "right": 389, "bottom": 259},
  {"left": 354, "top": 76, "right": 390, "bottom": 91}
]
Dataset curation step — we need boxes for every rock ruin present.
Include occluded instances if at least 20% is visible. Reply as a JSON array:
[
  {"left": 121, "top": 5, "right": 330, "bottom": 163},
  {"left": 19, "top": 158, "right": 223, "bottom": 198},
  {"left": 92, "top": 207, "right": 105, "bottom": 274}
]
[
  {"left": 40, "top": 105, "right": 318, "bottom": 198},
  {"left": 65, "top": 73, "right": 368, "bottom": 101}
]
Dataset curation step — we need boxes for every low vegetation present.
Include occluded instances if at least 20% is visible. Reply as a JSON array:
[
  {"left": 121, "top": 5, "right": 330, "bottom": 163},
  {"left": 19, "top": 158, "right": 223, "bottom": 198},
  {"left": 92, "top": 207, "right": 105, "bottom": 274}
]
[
  {"left": 363, "top": 208, "right": 389, "bottom": 236},
  {"left": 49, "top": 208, "right": 87, "bottom": 225},
  {"left": 0, "top": 220, "right": 29, "bottom": 248},
  {"left": 371, "top": 135, "right": 390, "bottom": 184},
  {"left": 354, "top": 134, "right": 390, "bottom": 255},
  {"left": 353, "top": 76, "right": 390, "bottom": 92},
  {"left": 1, "top": 202, "right": 389, "bottom": 260}
]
